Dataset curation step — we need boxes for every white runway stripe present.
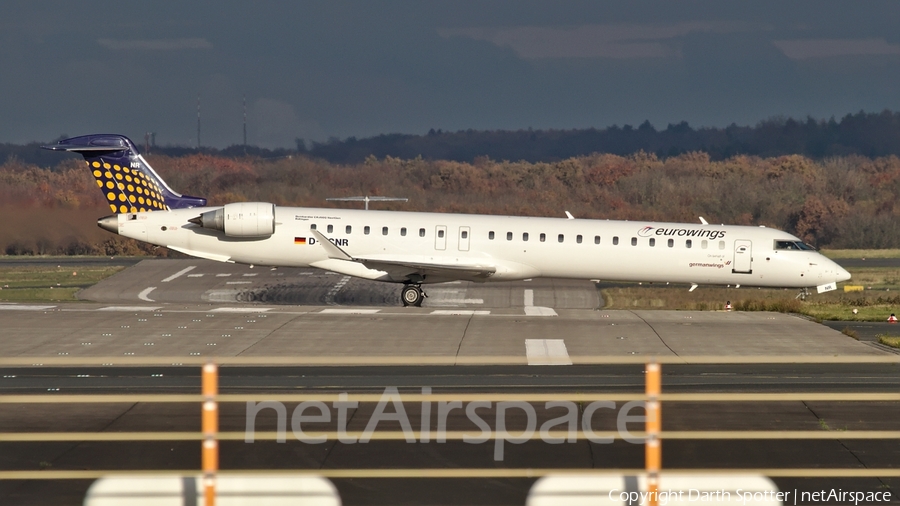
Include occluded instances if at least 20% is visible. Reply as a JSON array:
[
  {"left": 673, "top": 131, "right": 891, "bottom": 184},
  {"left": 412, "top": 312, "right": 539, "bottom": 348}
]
[
  {"left": 525, "top": 339, "right": 572, "bottom": 365},
  {"left": 161, "top": 266, "right": 196, "bottom": 282},
  {"left": 430, "top": 310, "right": 490, "bottom": 315},
  {"left": 523, "top": 289, "right": 557, "bottom": 316},
  {"left": 0, "top": 305, "right": 56, "bottom": 311},
  {"left": 210, "top": 307, "right": 272, "bottom": 312},
  {"left": 319, "top": 309, "right": 381, "bottom": 314},
  {"left": 98, "top": 306, "right": 161, "bottom": 312},
  {"left": 137, "top": 287, "right": 156, "bottom": 302},
  {"left": 524, "top": 289, "right": 534, "bottom": 307}
]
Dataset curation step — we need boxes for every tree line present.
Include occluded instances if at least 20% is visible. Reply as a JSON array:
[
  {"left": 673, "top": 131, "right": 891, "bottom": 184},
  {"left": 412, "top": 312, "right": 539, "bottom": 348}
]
[
  {"left": 2, "top": 149, "right": 899, "bottom": 255},
  {"left": 4, "top": 110, "right": 900, "bottom": 168}
]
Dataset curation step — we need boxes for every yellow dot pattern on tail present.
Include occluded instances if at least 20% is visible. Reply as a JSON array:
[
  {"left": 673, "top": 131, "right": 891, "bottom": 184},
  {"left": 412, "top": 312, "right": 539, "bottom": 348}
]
[{"left": 89, "top": 160, "right": 168, "bottom": 213}]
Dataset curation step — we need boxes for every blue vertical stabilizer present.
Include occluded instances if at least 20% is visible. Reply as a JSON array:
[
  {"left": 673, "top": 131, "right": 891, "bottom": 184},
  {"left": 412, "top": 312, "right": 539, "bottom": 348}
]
[{"left": 42, "top": 134, "right": 207, "bottom": 213}]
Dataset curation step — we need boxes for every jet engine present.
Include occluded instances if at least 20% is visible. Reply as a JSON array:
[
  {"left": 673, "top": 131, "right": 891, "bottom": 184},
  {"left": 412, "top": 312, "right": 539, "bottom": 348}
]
[{"left": 189, "top": 202, "right": 275, "bottom": 238}]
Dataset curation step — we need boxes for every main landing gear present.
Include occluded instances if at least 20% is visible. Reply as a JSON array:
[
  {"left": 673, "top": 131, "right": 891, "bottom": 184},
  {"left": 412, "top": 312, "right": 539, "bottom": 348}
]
[
  {"left": 795, "top": 288, "right": 810, "bottom": 301},
  {"left": 401, "top": 284, "right": 426, "bottom": 307}
]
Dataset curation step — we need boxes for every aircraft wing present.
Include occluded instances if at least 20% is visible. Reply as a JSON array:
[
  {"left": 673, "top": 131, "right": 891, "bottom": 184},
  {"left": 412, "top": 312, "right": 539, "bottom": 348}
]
[
  {"left": 355, "top": 258, "right": 496, "bottom": 281},
  {"left": 309, "top": 229, "right": 496, "bottom": 281}
]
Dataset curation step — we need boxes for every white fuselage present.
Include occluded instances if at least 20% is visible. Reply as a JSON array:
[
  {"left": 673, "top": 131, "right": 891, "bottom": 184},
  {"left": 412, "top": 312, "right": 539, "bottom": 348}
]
[{"left": 109, "top": 206, "right": 851, "bottom": 289}]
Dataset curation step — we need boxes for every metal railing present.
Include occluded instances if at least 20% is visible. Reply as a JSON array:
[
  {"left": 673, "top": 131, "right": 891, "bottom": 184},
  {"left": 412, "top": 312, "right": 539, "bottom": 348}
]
[{"left": 1, "top": 355, "right": 899, "bottom": 503}]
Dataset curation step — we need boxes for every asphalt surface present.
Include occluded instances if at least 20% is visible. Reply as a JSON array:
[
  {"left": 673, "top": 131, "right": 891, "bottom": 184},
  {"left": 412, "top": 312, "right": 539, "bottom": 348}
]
[{"left": 0, "top": 258, "right": 897, "bottom": 505}]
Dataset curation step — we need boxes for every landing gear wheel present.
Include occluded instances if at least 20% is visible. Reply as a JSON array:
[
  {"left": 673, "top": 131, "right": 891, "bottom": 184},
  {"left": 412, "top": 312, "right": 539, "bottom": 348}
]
[{"left": 401, "top": 285, "right": 424, "bottom": 307}]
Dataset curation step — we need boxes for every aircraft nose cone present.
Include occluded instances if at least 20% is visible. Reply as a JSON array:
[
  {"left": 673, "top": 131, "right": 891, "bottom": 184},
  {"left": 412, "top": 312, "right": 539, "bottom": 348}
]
[
  {"left": 97, "top": 215, "right": 119, "bottom": 233},
  {"left": 836, "top": 266, "right": 851, "bottom": 283}
]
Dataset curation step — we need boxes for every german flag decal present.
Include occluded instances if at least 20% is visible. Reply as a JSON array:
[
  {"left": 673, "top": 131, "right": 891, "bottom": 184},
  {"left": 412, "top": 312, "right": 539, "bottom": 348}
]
[{"left": 294, "top": 237, "right": 307, "bottom": 245}]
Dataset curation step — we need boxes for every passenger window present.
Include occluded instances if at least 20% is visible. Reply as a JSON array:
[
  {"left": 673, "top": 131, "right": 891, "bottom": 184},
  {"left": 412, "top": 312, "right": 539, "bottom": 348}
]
[
  {"left": 686, "top": 240, "right": 692, "bottom": 248},
  {"left": 401, "top": 227, "right": 407, "bottom": 237},
  {"left": 668, "top": 239, "right": 674, "bottom": 248},
  {"left": 327, "top": 224, "right": 333, "bottom": 233},
  {"left": 364, "top": 226, "right": 370, "bottom": 235},
  {"left": 438, "top": 230, "right": 444, "bottom": 238},
  {"left": 701, "top": 240, "right": 708, "bottom": 249},
  {"left": 631, "top": 237, "right": 637, "bottom": 246},
  {"left": 649, "top": 238, "right": 655, "bottom": 247},
  {"left": 461, "top": 231, "right": 468, "bottom": 239},
  {"left": 523, "top": 232, "right": 529, "bottom": 241},
  {"left": 613, "top": 236, "right": 619, "bottom": 245},
  {"left": 311, "top": 224, "right": 317, "bottom": 230},
  {"left": 594, "top": 236, "right": 601, "bottom": 244},
  {"left": 346, "top": 225, "right": 352, "bottom": 234},
  {"left": 558, "top": 234, "right": 564, "bottom": 243},
  {"left": 540, "top": 233, "right": 546, "bottom": 242},
  {"left": 382, "top": 226, "right": 388, "bottom": 236},
  {"left": 576, "top": 235, "right": 582, "bottom": 244},
  {"left": 489, "top": 231, "right": 495, "bottom": 240},
  {"left": 507, "top": 232, "right": 513, "bottom": 241},
  {"left": 419, "top": 228, "right": 425, "bottom": 237},
  {"left": 719, "top": 241, "right": 725, "bottom": 250}
]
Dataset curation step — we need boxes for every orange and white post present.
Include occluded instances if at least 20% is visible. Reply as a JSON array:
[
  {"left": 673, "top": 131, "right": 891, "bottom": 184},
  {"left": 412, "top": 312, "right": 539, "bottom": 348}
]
[
  {"left": 202, "top": 361, "right": 219, "bottom": 506},
  {"left": 645, "top": 361, "right": 661, "bottom": 506}
]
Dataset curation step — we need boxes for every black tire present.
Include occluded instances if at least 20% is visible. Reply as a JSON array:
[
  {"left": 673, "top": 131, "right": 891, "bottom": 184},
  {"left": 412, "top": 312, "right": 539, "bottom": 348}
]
[{"left": 401, "top": 285, "right": 422, "bottom": 307}]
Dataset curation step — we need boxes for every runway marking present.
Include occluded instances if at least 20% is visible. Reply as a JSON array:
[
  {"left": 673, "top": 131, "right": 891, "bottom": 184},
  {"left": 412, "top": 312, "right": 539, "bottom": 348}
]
[
  {"left": 525, "top": 307, "right": 558, "bottom": 316},
  {"left": 138, "top": 287, "right": 156, "bottom": 302},
  {"left": 523, "top": 289, "right": 558, "bottom": 316},
  {"left": 225, "top": 281, "right": 252, "bottom": 285},
  {"left": 161, "top": 266, "right": 196, "bottom": 282},
  {"left": 325, "top": 276, "right": 351, "bottom": 305},
  {"left": 319, "top": 309, "right": 381, "bottom": 314},
  {"left": 430, "top": 310, "right": 491, "bottom": 315},
  {"left": 98, "top": 306, "right": 161, "bottom": 312},
  {"left": 525, "top": 339, "right": 572, "bottom": 365},
  {"left": 215, "top": 273, "right": 232, "bottom": 277},
  {"left": 0, "top": 305, "right": 56, "bottom": 311},
  {"left": 242, "top": 273, "right": 258, "bottom": 277},
  {"left": 438, "top": 299, "right": 484, "bottom": 304},
  {"left": 187, "top": 274, "right": 204, "bottom": 278},
  {"left": 210, "top": 307, "right": 272, "bottom": 312}
]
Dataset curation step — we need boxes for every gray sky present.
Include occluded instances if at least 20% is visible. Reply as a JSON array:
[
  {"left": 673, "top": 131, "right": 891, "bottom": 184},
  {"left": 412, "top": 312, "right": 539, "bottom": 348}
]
[{"left": 2, "top": 1, "right": 899, "bottom": 148}]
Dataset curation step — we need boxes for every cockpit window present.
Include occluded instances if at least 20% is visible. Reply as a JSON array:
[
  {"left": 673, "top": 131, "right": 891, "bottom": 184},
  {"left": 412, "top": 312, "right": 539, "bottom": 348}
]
[{"left": 774, "top": 240, "right": 816, "bottom": 251}]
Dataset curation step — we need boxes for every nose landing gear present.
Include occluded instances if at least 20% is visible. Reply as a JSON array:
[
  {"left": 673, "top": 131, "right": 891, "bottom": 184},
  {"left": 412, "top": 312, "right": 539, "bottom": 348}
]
[{"left": 401, "top": 284, "right": 426, "bottom": 307}]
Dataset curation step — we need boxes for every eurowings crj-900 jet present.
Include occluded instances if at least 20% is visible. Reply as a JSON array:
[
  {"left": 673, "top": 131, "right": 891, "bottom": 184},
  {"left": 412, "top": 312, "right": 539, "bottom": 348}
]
[{"left": 44, "top": 134, "right": 851, "bottom": 307}]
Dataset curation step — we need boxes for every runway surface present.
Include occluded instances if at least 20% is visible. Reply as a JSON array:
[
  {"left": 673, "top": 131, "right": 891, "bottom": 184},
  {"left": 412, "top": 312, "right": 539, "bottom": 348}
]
[
  {"left": 77, "top": 258, "right": 603, "bottom": 308},
  {"left": 0, "top": 258, "right": 897, "bottom": 505}
]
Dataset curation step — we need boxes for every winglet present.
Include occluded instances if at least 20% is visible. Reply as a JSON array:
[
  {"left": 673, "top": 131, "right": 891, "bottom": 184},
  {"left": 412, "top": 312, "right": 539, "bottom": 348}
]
[{"left": 310, "top": 229, "right": 353, "bottom": 261}]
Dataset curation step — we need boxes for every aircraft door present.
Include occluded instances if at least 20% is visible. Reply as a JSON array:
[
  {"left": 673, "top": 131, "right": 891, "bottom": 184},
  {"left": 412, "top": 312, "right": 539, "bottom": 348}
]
[
  {"left": 435, "top": 225, "right": 447, "bottom": 250},
  {"left": 458, "top": 226, "right": 470, "bottom": 251},
  {"left": 733, "top": 239, "right": 752, "bottom": 273}
]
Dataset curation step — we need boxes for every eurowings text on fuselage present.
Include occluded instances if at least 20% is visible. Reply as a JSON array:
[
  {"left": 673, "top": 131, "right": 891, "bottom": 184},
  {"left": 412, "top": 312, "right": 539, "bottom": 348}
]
[{"left": 43, "top": 134, "right": 851, "bottom": 306}]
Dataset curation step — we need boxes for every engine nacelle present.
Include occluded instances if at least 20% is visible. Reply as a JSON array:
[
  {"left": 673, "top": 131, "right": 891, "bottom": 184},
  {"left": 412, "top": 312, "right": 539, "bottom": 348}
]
[{"left": 190, "top": 202, "right": 275, "bottom": 238}]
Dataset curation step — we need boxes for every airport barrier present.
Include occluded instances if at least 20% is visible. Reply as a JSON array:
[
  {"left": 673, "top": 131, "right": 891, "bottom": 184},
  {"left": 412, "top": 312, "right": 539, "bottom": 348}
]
[
  {"left": 84, "top": 474, "right": 340, "bottom": 506},
  {"left": 0, "top": 355, "right": 899, "bottom": 505}
]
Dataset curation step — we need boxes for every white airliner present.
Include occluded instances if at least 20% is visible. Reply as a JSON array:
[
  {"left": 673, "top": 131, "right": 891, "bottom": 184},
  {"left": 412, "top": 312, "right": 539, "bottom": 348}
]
[{"left": 45, "top": 134, "right": 850, "bottom": 306}]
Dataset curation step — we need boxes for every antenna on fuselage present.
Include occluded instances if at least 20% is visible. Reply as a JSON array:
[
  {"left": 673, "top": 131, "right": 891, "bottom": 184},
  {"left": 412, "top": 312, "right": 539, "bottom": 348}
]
[
  {"left": 326, "top": 196, "right": 408, "bottom": 210},
  {"left": 699, "top": 216, "right": 708, "bottom": 225}
]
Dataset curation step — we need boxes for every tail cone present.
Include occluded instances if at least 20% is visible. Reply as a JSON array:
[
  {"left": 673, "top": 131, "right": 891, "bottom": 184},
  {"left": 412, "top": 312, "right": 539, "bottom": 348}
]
[{"left": 97, "top": 215, "right": 118, "bottom": 233}]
